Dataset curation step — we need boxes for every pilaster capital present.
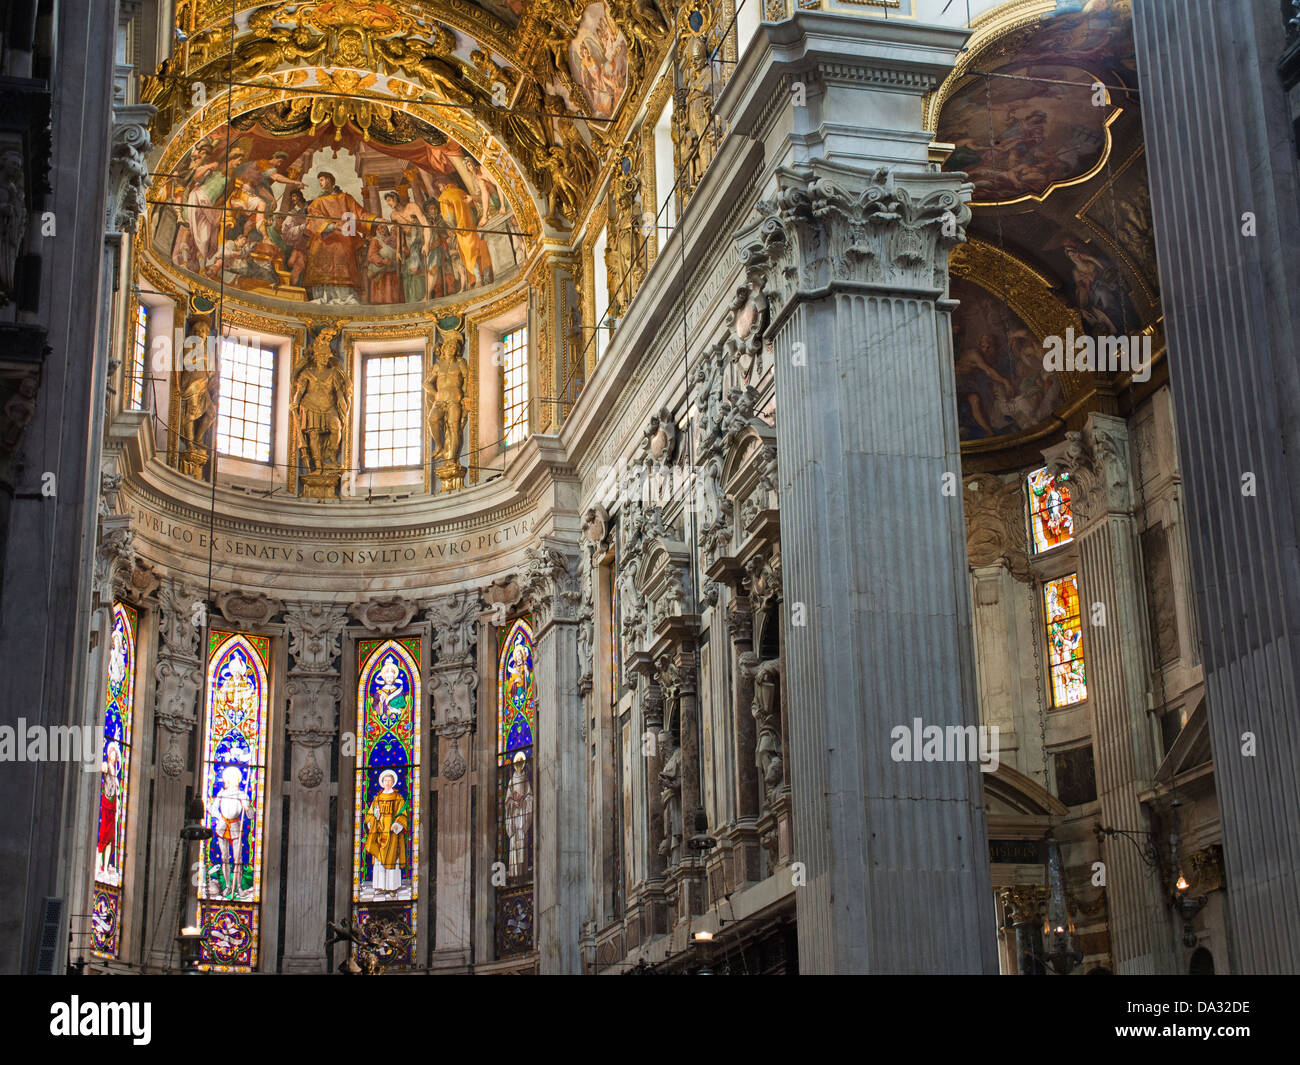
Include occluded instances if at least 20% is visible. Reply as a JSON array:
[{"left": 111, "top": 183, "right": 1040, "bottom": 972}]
[
  {"left": 424, "top": 588, "right": 481, "bottom": 663},
  {"left": 1042, "top": 413, "right": 1133, "bottom": 528},
  {"left": 963, "top": 473, "right": 1030, "bottom": 581},
  {"left": 430, "top": 660, "right": 478, "bottom": 735},
  {"left": 157, "top": 580, "right": 203, "bottom": 661},
  {"left": 108, "top": 104, "right": 154, "bottom": 234},
  {"left": 734, "top": 160, "right": 971, "bottom": 330},
  {"left": 285, "top": 602, "right": 347, "bottom": 674},
  {"left": 519, "top": 545, "right": 582, "bottom": 630}
]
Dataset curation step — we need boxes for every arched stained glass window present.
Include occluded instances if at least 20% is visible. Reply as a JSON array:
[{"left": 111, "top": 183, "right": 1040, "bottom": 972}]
[
  {"left": 197, "top": 631, "right": 271, "bottom": 971},
  {"left": 496, "top": 617, "right": 536, "bottom": 957},
  {"left": 91, "top": 602, "right": 137, "bottom": 958},
  {"left": 353, "top": 638, "right": 421, "bottom": 964},
  {"left": 1027, "top": 467, "right": 1074, "bottom": 553}
]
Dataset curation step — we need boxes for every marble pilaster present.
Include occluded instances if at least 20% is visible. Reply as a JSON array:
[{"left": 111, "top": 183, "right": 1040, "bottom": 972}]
[
  {"left": 280, "top": 604, "right": 345, "bottom": 973},
  {"left": 519, "top": 546, "right": 585, "bottom": 973},
  {"left": 1044, "top": 415, "right": 1178, "bottom": 974},
  {"left": 425, "top": 589, "right": 480, "bottom": 967}
]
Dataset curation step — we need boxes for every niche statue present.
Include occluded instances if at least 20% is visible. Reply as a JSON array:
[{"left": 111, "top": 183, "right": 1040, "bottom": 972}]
[
  {"left": 291, "top": 327, "right": 350, "bottom": 497},
  {"left": 424, "top": 327, "right": 470, "bottom": 492}
]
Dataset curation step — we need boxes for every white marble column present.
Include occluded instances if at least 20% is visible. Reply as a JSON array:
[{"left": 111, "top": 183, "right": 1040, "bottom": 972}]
[
  {"left": 520, "top": 546, "right": 585, "bottom": 972},
  {"left": 280, "top": 604, "right": 345, "bottom": 973},
  {"left": 425, "top": 590, "right": 480, "bottom": 969},
  {"left": 1044, "top": 414, "right": 1178, "bottom": 973}
]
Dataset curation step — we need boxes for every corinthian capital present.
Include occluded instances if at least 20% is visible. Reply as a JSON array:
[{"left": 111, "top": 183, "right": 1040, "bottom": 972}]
[
  {"left": 108, "top": 105, "right": 154, "bottom": 235},
  {"left": 1042, "top": 413, "right": 1132, "bottom": 529},
  {"left": 519, "top": 545, "right": 581, "bottom": 629},
  {"left": 734, "top": 160, "right": 971, "bottom": 328},
  {"left": 285, "top": 602, "right": 347, "bottom": 674}
]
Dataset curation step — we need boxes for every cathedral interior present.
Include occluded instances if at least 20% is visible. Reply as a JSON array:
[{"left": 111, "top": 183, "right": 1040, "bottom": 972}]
[{"left": 1, "top": 0, "right": 1298, "bottom": 977}]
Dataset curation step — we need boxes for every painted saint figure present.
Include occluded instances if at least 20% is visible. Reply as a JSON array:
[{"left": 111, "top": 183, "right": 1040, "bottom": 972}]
[
  {"left": 96, "top": 741, "right": 122, "bottom": 880},
  {"left": 305, "top": 171, "right": 365, "bottom": 303},
  {"left": 503, "top": 751, "right": 533, "bottom": 879},
  {"left": 364, "top": 769, "right": 409, "bottom": 896}
]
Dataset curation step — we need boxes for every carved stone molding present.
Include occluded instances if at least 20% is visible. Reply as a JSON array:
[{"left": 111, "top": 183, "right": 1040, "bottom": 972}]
[
  {"left": 94, "top": 515, "right": 135, "bottom": 612},
  {"left": 734, "top": 160, "right": 971, "bottom": 329},
  {"left": 215, "top": 589, "right": 282, "bottom": 628},
  {"left": 350, "top": 595, "right": 417, "bottom": 635},
  {"left": 285, "top": 602, "right": 347, "bottom": 674},
  {"left": 1042, "top": 414, "right": 1133, "bottom": 529},
  {"left": 963, "top": 473, "right": 1030, "bottom": 581}
]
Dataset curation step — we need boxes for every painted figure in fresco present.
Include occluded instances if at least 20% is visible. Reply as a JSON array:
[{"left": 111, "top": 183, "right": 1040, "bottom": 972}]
[
  {"left": 96, "top": 740, "right": 122, "bottom": 879},
  {"left": 424, "top": 329, "right": 469, "bottom": 464},
  {"left": 954, "top": 333, "right": 1014, "bottom": 437},
  {"left": 365, "top": 223, "right": 402, "bottom": 304},
  {"left": 277, "top": 188, "right": 310, "bottom": 286},
  {"left": 364, "top": 769, "right": 408, "bottom": 896},
  {"left": 384, "top": 190, "right": 430, "bottom": 302},
  {"left": 178, "top": 137, "right": 228, "bottom": 268},
  {"left": 503, "top": 751, "right": 533, "bottom": 878},
  {"left": 210, "top": 765, "right": 251, "bottom": 899},
  {"left": 290, "top": 331, "right": 350, "bottom": 472},
  {"left": 305, "top": 172, "right": 365, "bottom": 303},
  {"left": 422, "top": 198, "right": 461, "bottom": 298},
  {"left": 436, "top": 177, "right": 493, "bottom": 287},
  {"left": 1063, "top": 238, "right": 1127, "bottom": 335}
]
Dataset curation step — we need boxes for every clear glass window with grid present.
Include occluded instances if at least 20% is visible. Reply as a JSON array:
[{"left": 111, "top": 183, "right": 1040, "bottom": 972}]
[
  {"left": 502, "top": 327, "right": 528, "bottom": 447},
  {"left": 363, "top": 353, "right": 423, "bottom": 469},
  {"left": 129, "top": 304, "right": 148, "bottom": 410},
  {"left": 216, "top": 338, "right": 274, "bottom": 463}
]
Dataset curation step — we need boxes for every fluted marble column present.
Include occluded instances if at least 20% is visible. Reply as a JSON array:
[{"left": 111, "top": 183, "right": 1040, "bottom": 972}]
[
  {"left": 144, "top": 581, "right": 204, "bottom": 968},
  {"left": 425, "top": 590, "right": 480, "bottom": 968},
  {"left": 1133, "top": 0, "right": 1300, "bottom": 973},
  {"left": 1044, "top": 414, "right": 1177, "bottom": 973},
  {"left": 734, "top": 162, "right": 996, "bottom": 971},
  {"left": 520, "top": 546, "right": 585, "bottom": 973},
  {"left": 281, "top": 604, "right": 345, "bottom": 973}
]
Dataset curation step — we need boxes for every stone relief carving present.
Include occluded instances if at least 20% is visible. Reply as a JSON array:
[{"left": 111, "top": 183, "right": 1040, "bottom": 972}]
[
  {"left": 0, "top": 146, "right": 27, "bottom": 296},
  {"left": 215, "top": 590, "right": 281, "bottom": 628},
  {"left": 962, "top": 473, "right": 1030, "bottom": 581},
  {"left": 350, "top": 596, "right": 417, "bottom": 635}
]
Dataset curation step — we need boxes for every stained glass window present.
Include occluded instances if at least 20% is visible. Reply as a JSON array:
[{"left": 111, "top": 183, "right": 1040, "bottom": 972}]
[
  {"left": 502, "top": 327, "right": 528, "bottom": 447},
  {"left": 353, "top": 638, "right": 421, "bottom": 963},
  {"left": 1044, "top": 574, "right": 1087, "bottom": 707},
  {"left": 496, "top": 617, "right": 536, "bottom": 957},
  {"left": 1027, "top": 467, "right": 1074, "bottom": 553},
  {"left": 91, "top": 602, "right": 137, "bottom": 958},
  {"left": 129, "top": 305, "right": 148, "bottom": 410},
  {"left": 197, "top": 631, "right": 271, "bottom": 970},
  {"left": 363, "top": 353, "right": 423, "bottom": 469}
]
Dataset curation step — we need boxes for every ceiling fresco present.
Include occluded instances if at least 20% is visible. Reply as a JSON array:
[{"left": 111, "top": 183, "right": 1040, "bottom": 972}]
[
  {"left": 150, "top": 102, "right": 523, "bottom": 308},
  {"left": 932, "top": 0, "right": 1161, "bottom": 456}
]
